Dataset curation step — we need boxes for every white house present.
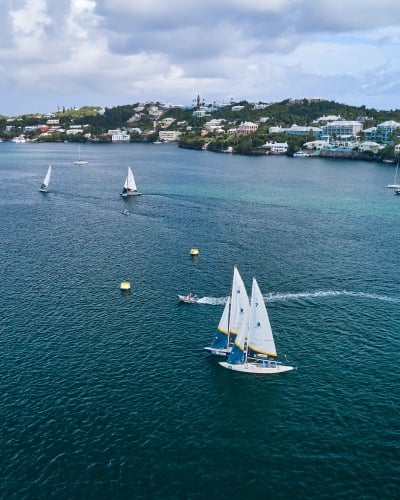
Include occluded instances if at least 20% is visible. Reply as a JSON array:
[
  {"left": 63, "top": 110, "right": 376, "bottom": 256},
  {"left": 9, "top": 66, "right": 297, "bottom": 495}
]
[
  {"left": 112, "top": 131, "right": 130, "bottom": 141},
  {"left": 358, "top": 141, "right": 383, "bottom": 153},
  {"left": 262, "top": 141, "right": 288, "bottom": 154},
  {"left": 158, "top": 130, "right": 181, "bottom": 142}
]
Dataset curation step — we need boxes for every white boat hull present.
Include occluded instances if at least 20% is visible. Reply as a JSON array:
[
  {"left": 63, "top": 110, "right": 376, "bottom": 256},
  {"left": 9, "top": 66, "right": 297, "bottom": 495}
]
[
  {"left": 120, "top": 192, "right": 141, "bottom": 197},
  {"left": 177, "top": 294, "right": 198, "bottom": 304},
  {"left": 219, "top": 361, "right": 295, "bottom": 374},
  {"left": 203, "top": 346, "right": 231, "bottom": 356}
]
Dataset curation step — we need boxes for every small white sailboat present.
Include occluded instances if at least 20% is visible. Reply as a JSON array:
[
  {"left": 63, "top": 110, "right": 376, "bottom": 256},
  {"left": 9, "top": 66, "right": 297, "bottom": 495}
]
[
  {"left": 386, "top": 162, "right": 400, "bottom": 188},
  {"left": 120, "top": 166, "right": 141, "bottom": 196},
  {"left": 73, "top": 146, "right": 88, "bottom": 165},
  {"left": 39, "top": 165, "right": 52, "bottom": 192},
  {"left": 219, "top": 277, "right": 295, "bottom": 374},
  {"left": 204, "top": 266, "right": 250, "bottom": 357}
]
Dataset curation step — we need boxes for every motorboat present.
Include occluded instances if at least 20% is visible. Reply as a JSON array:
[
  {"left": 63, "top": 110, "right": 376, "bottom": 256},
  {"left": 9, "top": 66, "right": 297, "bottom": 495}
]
[{"left": 178, "top": 293, "right": 199, "bottom": 303}]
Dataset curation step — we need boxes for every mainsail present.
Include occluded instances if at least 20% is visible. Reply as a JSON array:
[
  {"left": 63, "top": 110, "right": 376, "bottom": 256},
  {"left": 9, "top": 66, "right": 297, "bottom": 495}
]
[
  {"left": 248, "top": 278, "right": 277, "bottom": 357},
  {"left": 210, "top": 266, "right": 250, "bottom": 351},
  {"left": 124, "top": 167, "right": 137, "bottom": 192},
  {"left": 40, "top": 165, "right": 51, "bottom": 191}
]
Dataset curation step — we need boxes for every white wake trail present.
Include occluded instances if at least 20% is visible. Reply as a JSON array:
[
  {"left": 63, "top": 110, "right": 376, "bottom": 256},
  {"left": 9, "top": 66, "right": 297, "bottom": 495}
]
[{"left": 198, "top": 290, "right": 400, "bottom": 305}]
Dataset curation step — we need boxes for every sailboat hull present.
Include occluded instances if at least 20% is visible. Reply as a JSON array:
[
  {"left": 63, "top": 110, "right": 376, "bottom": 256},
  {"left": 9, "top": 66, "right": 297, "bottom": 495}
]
[
  {"left": 219, "top": 361, "right": 295, "bottom": 374},
  {"left": 203, "top": 347, "right": 231, "bottom": 356},
  {"left": 120, "top": 191, "right": 141, "bottom": 197}
]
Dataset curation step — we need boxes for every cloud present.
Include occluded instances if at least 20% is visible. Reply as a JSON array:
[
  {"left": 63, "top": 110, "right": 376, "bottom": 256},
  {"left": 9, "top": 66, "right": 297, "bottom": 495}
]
[{"left": 1, "top": 0, "right": 400, "bottom": 115}]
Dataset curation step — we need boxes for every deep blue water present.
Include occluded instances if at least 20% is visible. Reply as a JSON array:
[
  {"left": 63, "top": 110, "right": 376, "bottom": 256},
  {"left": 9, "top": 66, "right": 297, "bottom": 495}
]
[{"left": 1, "top": 142, "right": 399, "bottom": 499}]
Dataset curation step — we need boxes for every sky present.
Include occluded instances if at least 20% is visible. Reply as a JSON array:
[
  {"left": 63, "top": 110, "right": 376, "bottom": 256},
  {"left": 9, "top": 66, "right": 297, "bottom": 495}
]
[{"left": 1, "top": 0, "right": 400, "bottom": 116}]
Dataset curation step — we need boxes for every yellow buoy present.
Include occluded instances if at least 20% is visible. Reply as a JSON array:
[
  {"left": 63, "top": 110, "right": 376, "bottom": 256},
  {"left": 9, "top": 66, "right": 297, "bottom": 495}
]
[
  {"left": 120, "top": 280, "right": 131, "bottom": 291},
  {"left": 190, "top": 248, "right": 199, "bottom": 256}
]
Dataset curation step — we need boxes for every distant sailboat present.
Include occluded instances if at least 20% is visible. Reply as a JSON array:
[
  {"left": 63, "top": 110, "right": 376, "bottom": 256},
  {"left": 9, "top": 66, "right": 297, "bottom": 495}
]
[
  {"left": 386, "top": 162, "right": 400, "bottom": 188},
  {"left": 39, "top": 165, "right": 51, "bottom": 192},
  {"left": 219, "top": 277, "right": 295, "bottom": 374},
  {"left": 120, "top": 166, "right": 141, "bottom": 196},
  {"left": 204, "top": 266, "right": 250, "bottom": 356},
  {"left": 73, "top": 146, "right": 88, "bottom": 165}
]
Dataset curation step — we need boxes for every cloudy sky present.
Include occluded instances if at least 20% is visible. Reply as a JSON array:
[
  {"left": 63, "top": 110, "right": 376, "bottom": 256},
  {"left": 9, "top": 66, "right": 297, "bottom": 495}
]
[{"left": 2, "top": 0, "right": 400, "bottom": 116}]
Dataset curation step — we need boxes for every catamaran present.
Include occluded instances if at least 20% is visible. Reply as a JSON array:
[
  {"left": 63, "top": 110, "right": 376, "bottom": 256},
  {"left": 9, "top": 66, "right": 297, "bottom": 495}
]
[
  {"left": 120, "top": 166, "right": 141, "bottom": 196},
  {"left": 39, "top": 165, "right": 52, "bottom": 192},
  {"left": 219, "top": 277, "right": 295, "bottom": 374},
  {"left": 204, "top": 266, "right": 250, "bottom": 356}
]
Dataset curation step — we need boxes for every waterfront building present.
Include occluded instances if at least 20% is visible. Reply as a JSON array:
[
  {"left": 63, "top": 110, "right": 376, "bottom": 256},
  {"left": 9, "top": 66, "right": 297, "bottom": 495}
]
[
  {"left": 262, "top": 141, "right": 289, "bottom": 153},
  {"left": 322, "top": 120, "right": 363, "bottom": 138}
]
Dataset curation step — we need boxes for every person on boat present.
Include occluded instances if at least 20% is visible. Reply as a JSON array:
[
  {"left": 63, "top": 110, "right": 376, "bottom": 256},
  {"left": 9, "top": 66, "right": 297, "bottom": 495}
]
[{"left": 188, "top": 292, "right": 193, "bottom": 299}]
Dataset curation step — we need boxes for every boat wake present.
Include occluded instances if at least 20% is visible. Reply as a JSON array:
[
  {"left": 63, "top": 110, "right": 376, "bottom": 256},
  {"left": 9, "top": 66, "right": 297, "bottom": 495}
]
[{"left": 199, "top": 290, "right": 400, "bottom": 305}]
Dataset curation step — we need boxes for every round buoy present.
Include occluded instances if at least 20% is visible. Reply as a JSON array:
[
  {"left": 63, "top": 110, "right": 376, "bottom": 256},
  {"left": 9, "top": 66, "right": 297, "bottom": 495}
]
[
  {"left": 190, "top": 248, "right": 199, "bottom": 256},
  {"left": 120, "top": 280, "right": 131, "bottom": 291}
]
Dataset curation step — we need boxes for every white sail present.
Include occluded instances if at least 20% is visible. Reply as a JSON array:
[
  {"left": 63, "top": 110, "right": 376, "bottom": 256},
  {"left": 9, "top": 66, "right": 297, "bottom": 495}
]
[
  {"left": 40, "top": 165, "right": 51, "bottom": 192},
  {"left": 219, "top": 276, "right": 294, "bottom": 373},
  {"left": 204, "top": 266, "right": 250, "bottom": 355},
  {"left": 229, "top": 266, "right": 250, "bottom": 336},
  {"left": 125, "top": 167, "right": 137, "bottom": 191},
  {"left": 73, "top": 146, "right": 88, "bottom": 165},
  {"left": 217, "top": 296, "right": 231, "bottom": 334},
  {"left": 248, "top": 278, "right": 277, "bottom": 357}
]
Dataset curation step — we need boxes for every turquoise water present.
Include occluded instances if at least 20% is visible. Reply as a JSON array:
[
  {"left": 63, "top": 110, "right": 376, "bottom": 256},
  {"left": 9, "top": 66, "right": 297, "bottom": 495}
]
[{"left": 1, "top": 142, "right": 399, "bottom": 499}]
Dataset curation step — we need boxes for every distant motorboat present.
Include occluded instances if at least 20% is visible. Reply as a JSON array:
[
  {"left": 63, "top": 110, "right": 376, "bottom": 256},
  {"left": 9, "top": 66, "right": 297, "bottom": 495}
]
[
  {"left": 293, "top": 150, "right": 310, "bottom": 157},
  {"left": 177, "top": 293, "right": 199, "bottom": 304},
  {"left": 11, "top": 135, "right": 26, "bottom": 143}
]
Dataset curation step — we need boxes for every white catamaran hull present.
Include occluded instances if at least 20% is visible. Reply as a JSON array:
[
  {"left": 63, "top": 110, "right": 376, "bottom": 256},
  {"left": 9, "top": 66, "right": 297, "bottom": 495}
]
[{"left": 219, "top": 361, "right": 295, "bottom": 374}]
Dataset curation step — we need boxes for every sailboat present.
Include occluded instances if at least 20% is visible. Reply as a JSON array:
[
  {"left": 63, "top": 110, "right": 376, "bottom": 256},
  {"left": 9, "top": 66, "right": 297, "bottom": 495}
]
[
  {"left": 73, "top": 146, "right": 88, "bottom": 165},
  {"left": 219, "top": 277, "right": 295, "bottom": 374},
  {"left": 204, "top": 266, "right": 250, "bottom": 356},
  {"left": 39, "top": 165, "right": 52, "bottom": 192},
  {"left": 386, "top": 162, "right": 400, "bottom": 188},
  {"left": 120, "top": 166, "right": 141, "bottom": 196}
]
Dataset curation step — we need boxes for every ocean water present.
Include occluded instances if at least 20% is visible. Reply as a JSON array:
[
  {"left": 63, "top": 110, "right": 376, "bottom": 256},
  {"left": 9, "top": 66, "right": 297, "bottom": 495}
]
[{"left": 0, "top": 142, "right": 399, "bottom": 499}]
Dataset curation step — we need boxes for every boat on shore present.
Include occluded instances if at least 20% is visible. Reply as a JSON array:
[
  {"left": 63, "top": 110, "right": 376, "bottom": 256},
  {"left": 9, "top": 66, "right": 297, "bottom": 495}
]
[{"left": 293, "top": 150, "right": 310, "bottom": 157}]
